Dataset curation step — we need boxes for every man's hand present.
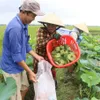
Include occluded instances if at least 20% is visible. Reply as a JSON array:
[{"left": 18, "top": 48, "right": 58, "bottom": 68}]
[
  {"left": 18, "top": 61, "right": 38, "bottom": 82},
  {"left": 28, "top": 71, "right": 37, "bottom": 83},
  {"left": 36, "top": 55, "right": 44, "bottom": 62},
  {"left": 29, "top": 50, "right": 44, "bottom": 61}
]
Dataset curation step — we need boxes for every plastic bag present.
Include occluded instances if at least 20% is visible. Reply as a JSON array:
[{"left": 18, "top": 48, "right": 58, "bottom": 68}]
[{"left": 34, "top": 60, "right": 57, "bottom": 100}]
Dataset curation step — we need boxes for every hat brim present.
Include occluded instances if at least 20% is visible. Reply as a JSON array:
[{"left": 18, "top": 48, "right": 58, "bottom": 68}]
[
  {"left": 74, "top": 25, "right": 89, "bottom": 33},
  {"left": 74, "top": 23, "right": 89, "bottom": 33},
  {"left": 34, "top": 10, "right": 44, "bottom": 16},
  {"left": 38, "top": 13, "right": 65, "bottom": 27},
  {"left": 38, "top": 21, "right": 64, "bottom": 27}
]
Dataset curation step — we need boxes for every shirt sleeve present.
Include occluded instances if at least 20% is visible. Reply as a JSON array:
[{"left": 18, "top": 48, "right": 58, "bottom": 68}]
[
  {"left": 71, "top": 31, "right": 78, "bottom": 41},
  {"left": 9, "top": 27, "right": 23, "bottom": 62}
]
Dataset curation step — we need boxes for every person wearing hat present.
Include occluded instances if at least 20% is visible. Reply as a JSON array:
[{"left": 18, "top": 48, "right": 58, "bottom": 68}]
[
  {"left": 69, "top": 23, "right": 89, "bottom": 72},
  {"left": 57, "top": 23, "right": 89, "bottom": 44},
  {"left": 71, "top": 23, "right": 89, "bottom": 44},
  {"left": 33, "top": 13, "right": 64, "bottom": 88},
  {"left": 0, "top": 0, "right": 44, "bottom": 100}
]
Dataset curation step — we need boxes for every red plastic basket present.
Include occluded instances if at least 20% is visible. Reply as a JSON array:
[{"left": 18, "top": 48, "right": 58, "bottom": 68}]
[{"left": 46, "top": 35, "right": 81, "bottom": 68}]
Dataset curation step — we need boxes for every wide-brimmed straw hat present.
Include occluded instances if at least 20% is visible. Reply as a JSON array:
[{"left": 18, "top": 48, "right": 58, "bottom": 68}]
[
  {"left": 38, "top": 13, "right": 64, "bottom": 27},
  {"left": 74, "top": 23, "right": 89, "bottom": 33},
  {"left": 20, "top": 0, "right": 44, "bottom": 16}
]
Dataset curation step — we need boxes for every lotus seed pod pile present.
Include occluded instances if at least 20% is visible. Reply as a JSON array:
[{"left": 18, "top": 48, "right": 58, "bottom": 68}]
[{"left": 51, "top": 44, "right": 76, "bottom": 65}]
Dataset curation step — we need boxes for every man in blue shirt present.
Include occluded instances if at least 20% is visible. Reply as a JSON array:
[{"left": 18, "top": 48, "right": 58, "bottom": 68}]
[{"left": 0, "top": 0, "right": 44, "bottom": 100}]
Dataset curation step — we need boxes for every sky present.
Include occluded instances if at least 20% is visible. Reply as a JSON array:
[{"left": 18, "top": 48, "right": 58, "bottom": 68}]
[{"left": 0, "top": 0, "right": 100, "bottom": 26}]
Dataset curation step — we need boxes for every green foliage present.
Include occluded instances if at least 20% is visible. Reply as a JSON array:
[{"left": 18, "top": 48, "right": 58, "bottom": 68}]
[
  {"left": 91, "top": 97, "right": 98, "bottom": 100},
  {"left": 28, "top": 25, "right": 40, "bottom": 49},
  {"left": 74, "top": 97, "right": 89, "bottom": 100},
  {"left": 0, "top": 69, "right": 3, "bottom": 83},
  {"left": 81, "top": 71, "right": 100, "bottom": 87},
  {"left": 0, "top": 77, "right": 17, "bottom": 100},
  {"left": 0, "top": 25, "right": 6, "bottom": 55},
  {"left": 0, "top": 25, "right": 100, "bottom": 100},
  {"left": 26, "top": 55, "right": 33, "bottom": 70},
  {"left": 0, "top": 68, "right": 3, "bottom": 74},
  {"left": 75, "top": 34, "right": 100, "bottom": 99}
]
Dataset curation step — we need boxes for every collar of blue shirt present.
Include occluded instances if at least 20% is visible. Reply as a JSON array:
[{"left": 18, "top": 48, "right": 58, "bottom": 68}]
[{"left": 16, "top": 14, "right": 28, "bottom": 30}]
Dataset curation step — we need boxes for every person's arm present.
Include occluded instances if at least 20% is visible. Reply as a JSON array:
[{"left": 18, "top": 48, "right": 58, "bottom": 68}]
[
  {"left": 18, "top": 61, "right": 37, "bottom": 82},
  {"left": 28, "top": 50, "right": 44, "bottom": 61},
  {"left": 9, "top": 28, "right": 37, "bottom": 82},
  {"left": 70, "top": 31, "right": 78, "bottom": 41}
]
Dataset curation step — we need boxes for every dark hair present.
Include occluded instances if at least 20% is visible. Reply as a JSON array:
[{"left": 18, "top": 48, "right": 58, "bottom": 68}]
[
  {"left": 19, "top": 6, "right": 33, "bottom": 14},
  {"left": 20, "top": 10, "right": 32, "bottom": 14}
]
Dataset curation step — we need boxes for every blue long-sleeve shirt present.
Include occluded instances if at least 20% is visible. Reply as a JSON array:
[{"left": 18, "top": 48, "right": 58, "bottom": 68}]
[{"left": 0, "top": 14, "right": 32, "bottom": 74}]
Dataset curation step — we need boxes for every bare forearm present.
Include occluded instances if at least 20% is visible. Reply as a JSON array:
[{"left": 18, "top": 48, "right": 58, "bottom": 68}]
[
  {"left": 28, "top": 50, "right": 44, "bottom": 61},
  {"left": 18, "top": 60, "right": 37, "bottom": 82},
  {"left": 28, "top": 50, "right": 38, "bottom": 59},
  {"left": 18, "top": 60, "right": 32, "bottom": 74}
]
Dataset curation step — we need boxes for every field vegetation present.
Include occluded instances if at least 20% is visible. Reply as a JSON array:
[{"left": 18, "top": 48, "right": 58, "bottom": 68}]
[{"left": 0, "top": 25, "right": 100, "bottom": 100}]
